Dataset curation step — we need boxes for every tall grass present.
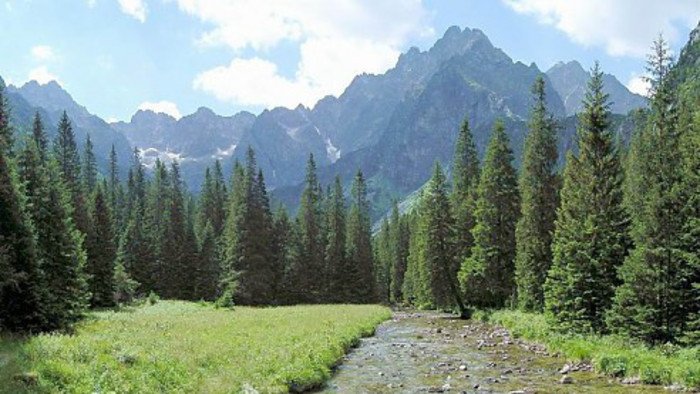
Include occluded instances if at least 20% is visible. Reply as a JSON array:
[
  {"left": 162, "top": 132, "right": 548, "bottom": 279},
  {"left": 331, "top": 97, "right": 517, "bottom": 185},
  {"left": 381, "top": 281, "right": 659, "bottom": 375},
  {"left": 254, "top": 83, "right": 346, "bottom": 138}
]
[
  {"left": 487, "top": 310, "right": 700, "bottom": 389},
  {"left": 1, "top": 301, "right": 391, "bottom": 393}
]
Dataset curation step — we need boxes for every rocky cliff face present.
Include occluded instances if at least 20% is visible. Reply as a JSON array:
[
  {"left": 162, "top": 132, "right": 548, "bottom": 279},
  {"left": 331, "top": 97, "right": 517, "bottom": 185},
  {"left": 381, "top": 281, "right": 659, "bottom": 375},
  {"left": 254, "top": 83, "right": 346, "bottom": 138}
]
[{"left": 547, "top": 60, "right": 647, "bottom": 116}]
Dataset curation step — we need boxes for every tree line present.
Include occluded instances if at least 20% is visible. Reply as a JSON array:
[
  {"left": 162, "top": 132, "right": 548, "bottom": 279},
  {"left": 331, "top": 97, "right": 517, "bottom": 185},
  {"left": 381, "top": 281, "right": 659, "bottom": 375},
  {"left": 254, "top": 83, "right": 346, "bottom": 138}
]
[
  {"left": 0, "top": 97, "right": 377, "bottom": 334},
  {"left": 375, "top": 38, "right": 699, "bottom": 346}
]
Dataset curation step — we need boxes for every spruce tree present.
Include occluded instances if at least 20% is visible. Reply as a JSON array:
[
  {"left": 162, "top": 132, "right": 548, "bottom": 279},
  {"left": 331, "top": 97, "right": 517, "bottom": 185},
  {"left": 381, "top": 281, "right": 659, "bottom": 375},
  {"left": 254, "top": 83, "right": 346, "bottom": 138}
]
[
  {"left": 375, "top": 218, "right": 393, "bottom": 304},
  {"left": 220, "top": 160, "right": 245, "bottom": 304},
  {"left": 270, "top": 205, "right": 293, "bottom": 304},
  {"left": 545, "top": 63, "right": 629, "bottom": 334},
  {"left": 452, "top": 118, "right": 480, "bottom": 265},
  {"left": 108, "top": 144, "right": 125, "bottom": 237},
  {"left": 54, "top": 112, "right": 89, "bottom": 235},
  {"left": 146, "top": 159, "right": 171, "bottom": 295},
  {"left": 162, "top": 160, "right": 192, "bottom": 299},
  {"left": 514, "top": 77, "right": 560, "bottom": 311},
  {"left": 680, "top": 108, "right": 700, "bottom": 345},
  {"left": 608, "top": 38, "right": 691, "bottom": 343},
  {"left": 0, "top": 90, "right": 45, "bottom": 332},
  {"left": 346, "top": 170, "right": 376, "bottom": 303},
  {"left": 85, "top": 182, "right": 116, "bottom": 307},
  {"left": 325, "top": 176, "right": 347, "bottom": 302},
  {"left": 32, "top": 111, "right": 48, "bottom": 160},
  {"left": 389, "top": 202, "right": 409, "bottom": 303},
  {"left": 194, "top": 221, "right": 219, "bottom": 301},
  {"left": 82, "top": 134, "right": 97, "bottom": 191},
  {"left": 403, "top": 205, "right": 430, "bottom": 305},
  {"left": 289, "top": 154, "right": 325, "bottom": 303},
  {"left": 18, "top": 138, "right": 89, "bottom": 329},
  {"left": 424, "top": 162, "right": 468, "bottom": 316},
  {"left": 117, "top": 148, "right": 152, "bottom": 294},
  {"left": 222, "top": 149, "right": 275, "bottom": 305},
  {"left": 460, "top": 120, "right": 520, "bottom": 309}
]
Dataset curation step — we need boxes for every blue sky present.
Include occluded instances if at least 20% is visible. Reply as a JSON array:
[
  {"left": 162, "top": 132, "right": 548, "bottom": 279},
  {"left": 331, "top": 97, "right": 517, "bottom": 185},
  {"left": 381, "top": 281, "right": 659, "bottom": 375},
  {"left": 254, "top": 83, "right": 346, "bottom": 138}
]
[{"left": 1, "top": 0, "right": 698, "bottom": 122}]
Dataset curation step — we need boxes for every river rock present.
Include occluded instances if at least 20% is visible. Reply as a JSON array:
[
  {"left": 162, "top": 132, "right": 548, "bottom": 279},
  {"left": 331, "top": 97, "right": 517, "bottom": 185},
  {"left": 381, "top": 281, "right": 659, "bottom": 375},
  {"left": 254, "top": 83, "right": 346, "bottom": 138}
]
[
  {"left": 459, "top": 364, "right": 467, "bottom": 371},
  {"left": 559, "top": 364, "right": 571, "bottom": 374},
  {"left": 622, "top": 377, "right": 641, "bottom": 385}
]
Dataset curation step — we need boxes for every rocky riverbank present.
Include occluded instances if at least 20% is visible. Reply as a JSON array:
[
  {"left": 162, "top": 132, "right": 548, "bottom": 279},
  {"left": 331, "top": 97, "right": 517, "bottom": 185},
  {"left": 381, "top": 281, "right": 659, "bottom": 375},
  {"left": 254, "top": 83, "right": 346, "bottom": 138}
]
[{"left": 320, "top": 311, "right": 668, "bottom": 393}]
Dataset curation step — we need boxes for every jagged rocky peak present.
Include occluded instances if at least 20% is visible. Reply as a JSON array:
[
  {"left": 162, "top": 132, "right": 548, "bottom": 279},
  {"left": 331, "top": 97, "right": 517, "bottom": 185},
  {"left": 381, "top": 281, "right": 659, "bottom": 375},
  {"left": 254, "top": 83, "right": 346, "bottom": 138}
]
[
  {"left": 130, "top": 108, "right": 176, "bottom": 124},
  {"left": 15, "top": 79, "right": 87, "bottom": 115},
  {"left": 548, "top": 60, "right": 586, "bottom": 74}
]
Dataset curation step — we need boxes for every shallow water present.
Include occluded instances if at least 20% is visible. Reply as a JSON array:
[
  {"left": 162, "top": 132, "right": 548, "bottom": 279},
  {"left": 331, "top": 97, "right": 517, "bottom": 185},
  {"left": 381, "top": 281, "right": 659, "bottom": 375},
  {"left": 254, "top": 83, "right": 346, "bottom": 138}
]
[{"left": 320, "top": 311, "right": 666, "bottom": 393}]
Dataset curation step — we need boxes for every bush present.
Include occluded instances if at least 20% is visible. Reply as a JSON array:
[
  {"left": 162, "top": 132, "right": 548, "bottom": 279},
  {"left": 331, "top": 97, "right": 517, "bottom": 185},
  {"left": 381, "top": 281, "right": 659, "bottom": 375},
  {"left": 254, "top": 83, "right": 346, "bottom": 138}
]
[{"left": 147, "top": 291, "right": 160, "bottom": 305}]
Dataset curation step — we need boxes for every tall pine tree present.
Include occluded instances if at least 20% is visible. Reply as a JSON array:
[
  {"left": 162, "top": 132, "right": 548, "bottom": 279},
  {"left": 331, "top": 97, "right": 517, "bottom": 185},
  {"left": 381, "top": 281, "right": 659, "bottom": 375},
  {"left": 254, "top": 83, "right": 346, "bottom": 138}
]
[
  {"left": 85, "top": 182, "right": 116, "bottom": 307},
  {"left": 346, "top": 170, "right": 375, "bottom": 303},
  {"left": 18, "top": 137, "right": 89, "bottom": 329},
  {"left": 545, "top": 62, "right": 629, "bottom": 334},
  {"left": 325, "top": 176, "right": 348, "bottom": 302},
  {"left": 289, "top": 154, "right": 325, "bottom": 303},
  {"left": 514, "top": 77, "right": 560, "bottom": 311},
  {"left": 424, "top": 162, "right": 468, "bottom": 316},
  {"left": 0, "top": 88, "right": 45, "bottom": 332},
  {"left": 460, "top": 120, "right": 520, "bottom": 309},
  {"left": 608, "top": 38, "right": 691, "bottom": 343},
  {"left": 451, "top": 118, "right": 480, "bottom": 266}
]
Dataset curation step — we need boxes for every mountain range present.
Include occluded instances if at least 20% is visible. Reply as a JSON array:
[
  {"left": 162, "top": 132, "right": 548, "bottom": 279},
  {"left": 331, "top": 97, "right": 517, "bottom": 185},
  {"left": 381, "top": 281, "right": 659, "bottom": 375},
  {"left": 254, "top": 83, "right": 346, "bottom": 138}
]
[{"left": 1, "top": 25, "right": 649, "bottom": 217}]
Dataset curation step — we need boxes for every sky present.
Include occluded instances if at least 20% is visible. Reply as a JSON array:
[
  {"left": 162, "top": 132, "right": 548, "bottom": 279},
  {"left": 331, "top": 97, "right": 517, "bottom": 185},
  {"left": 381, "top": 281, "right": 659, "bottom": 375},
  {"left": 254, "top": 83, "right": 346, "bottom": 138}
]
[{"left": 1, "top": 0, "right": 699, "bottom": 122}]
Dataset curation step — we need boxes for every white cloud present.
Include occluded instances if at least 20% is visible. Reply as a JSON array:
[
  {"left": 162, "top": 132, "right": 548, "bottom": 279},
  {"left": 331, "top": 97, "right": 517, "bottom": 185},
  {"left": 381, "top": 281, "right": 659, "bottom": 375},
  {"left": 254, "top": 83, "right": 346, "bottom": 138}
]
[
  {"left": 28, "top": 66, "right": 61, "bottom": 85},
  {"left": 138, "top": 100, "right": 182, "bottom": 119},
  {"left": 627, "top": 74, "right": 651, "bottom": 97},
  {"left": 503, "top": 0, "right": 700, "bottom": 57},
  {"left": 118, "top": 0, "right": 147, "bottom": 23},
  {"left": 31, "top": 45, "right": 56, "bottom": 61},
  {"left": 180, "top": 0, "right": 432, "bottom": 108},
  {"left": 87, "top": 0, "right": 97, "bottom": 8}
]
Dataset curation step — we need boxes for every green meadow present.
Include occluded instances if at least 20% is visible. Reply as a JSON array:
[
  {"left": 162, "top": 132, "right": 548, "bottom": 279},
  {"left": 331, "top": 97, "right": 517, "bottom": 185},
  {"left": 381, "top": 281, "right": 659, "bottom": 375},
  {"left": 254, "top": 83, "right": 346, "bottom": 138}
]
[{"left": 0, "top": 302, "right": 391, "bottom": 393}]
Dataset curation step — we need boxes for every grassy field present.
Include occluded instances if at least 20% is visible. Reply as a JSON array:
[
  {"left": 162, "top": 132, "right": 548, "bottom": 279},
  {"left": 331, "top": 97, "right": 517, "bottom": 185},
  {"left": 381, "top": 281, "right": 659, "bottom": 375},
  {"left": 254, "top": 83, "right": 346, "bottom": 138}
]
[
  {"left": 0, "top": 301, "right": 391, "bottom": 393},
  {"left": 484, "top": 310, "right": 700, "bottom": 389}
]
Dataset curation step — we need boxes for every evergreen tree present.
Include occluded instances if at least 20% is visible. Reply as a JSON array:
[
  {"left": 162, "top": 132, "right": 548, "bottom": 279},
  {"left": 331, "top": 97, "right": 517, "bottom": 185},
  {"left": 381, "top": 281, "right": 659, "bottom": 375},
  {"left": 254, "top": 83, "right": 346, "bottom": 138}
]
[
  {"left": 0, "top": 90, "right": 45, "bottom": 332},
  {"left": 108, "top": 144, "right": 125, "bottom": 236},
  {"left": 82, "top": 134, "right": 97, "bottom": 191},
  {"left": 117, "top": 148, "right": 152, "bottom": 294},
  {"left": 452, "top": 118, "right": 480, "bottom": 265},
  {"left": 514, "top": 77, "right": 560, "bottom": 311},
  {"left": 289, "top": 154, "right": 325, "bottom": 303},
  {"left": 403, "top": 205, "right": 429, "bottom": 305},
  {"left": 271, "top": 205, "right": 296, "bottom": 304},
  {"left": 608, "top": 38, "right": 691, "bottom": 343},
  {"left": 18, "top": 138, "right": 89, "bottom": 330},
  {"left": 194, "top": 221, "right": 219, "bottom": 301},
  {"left": 53, "top": 111, "right": 89, "bottom": 234},
  {"left": 146, "top": 159, "right": 171, "bottom": 295},
  {"left": 32, "top": 111, "right": 48, "bottom": 160},
  {"left": 389, "top": 202, "right": 409, "bottom": 303},
  {"left": 85, "top": 182, "right": 116, "bottom": 307},
  {"left": 346, "top": 170, "right": 375, "bottom": 303},
  {"left": 460, "top": 120, "right": 520, "bottom": 309},
  {"left": 422, "top": 162, "right": 468, "bottom": 315},
  {"left": 220, "top": 160, "right": 245, "bottom": 304},
  {"left": 222, "top": 149, "right": 275, "bottom": 305},
  {"left": 680, "top": 107, "right": 700, "bottom": 345},
  {"left": 211, "top": 160, "right": 227, "bottom": 236},
  {"left": 325, "top": 176, "right": 348, "bottom": 302},
  {"left": 162, "top": 160, "right": 192, "bottom": 299},
  {"left": 545, "top": 63, "right": 629, "bottom": 334},
  {"left": 375, "top": 218, "right": 393, "bottom": 304}
]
